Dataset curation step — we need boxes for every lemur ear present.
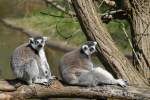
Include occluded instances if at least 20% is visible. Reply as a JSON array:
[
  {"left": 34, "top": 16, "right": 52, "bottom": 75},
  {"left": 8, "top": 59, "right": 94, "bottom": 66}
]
[
  {"left": 29, "top": 37, "right": 34, "bottom": 43},
  {"left": 43, "top": 37, "right": 48, "bottom": 41},
  {"left": 82, "top": 45, "right": 88, "bottom": 50},
  {"left": 93, "top": 41, "right": 97, "bottom": 45}
]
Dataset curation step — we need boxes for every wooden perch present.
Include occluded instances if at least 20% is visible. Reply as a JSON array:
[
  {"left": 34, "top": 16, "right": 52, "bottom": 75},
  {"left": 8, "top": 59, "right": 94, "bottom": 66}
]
[
  {"left": 0, "top": 18, "right": 76, "bottom": 52},
  {"left": 0, "top": 79, "right": 150, "bottom": 100}
]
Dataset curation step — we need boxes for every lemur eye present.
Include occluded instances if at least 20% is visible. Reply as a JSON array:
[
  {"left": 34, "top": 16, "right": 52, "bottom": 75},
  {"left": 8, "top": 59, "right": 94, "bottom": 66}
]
[
  {"left": 82, "top": 45, "right": 88, "bottom": 51},
  {"left": 41, "top": 40, "right": 44, "bottom": 43},
  {"left": 35, "top": 41, "right": 39, "bottom": 44},
  {"left": 30, "top": 41, "right": 33, "bottom": 43},
  {"left": 84, "top": 46, "right": 88, "bottom": 50}
]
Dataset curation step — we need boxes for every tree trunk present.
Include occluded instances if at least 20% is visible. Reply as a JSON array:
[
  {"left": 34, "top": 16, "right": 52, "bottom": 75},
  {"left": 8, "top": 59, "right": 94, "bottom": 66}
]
[
  {"left": 130, "top": 0, "right": 150, "bottom": 81},
  {"left": 71, "top": 0, "right": 149, "bottom": 87}
]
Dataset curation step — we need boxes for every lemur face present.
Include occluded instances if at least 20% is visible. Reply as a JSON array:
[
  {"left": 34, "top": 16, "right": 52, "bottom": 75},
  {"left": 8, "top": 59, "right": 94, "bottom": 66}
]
[
  {"left": 29, "top": 36, "right": 48, "bottom": 50},
  {"left": 81, "top": 41, "right": 97, "bottom": 56}
]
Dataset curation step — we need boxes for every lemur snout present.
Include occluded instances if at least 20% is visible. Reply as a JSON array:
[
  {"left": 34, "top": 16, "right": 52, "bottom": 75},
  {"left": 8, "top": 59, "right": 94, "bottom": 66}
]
[
  {"left": 38, "top": 44, "right": 43, "bottom": 48},
  {"left": 89, "top": 47, "right": 94, "bottom": 52}
]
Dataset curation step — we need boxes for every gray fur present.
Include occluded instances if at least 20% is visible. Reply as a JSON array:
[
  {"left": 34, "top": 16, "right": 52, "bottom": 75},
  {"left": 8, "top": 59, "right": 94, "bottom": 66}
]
[
  {"left": 11, "top": 37, "right": 54, "bottom": 85},
  {"left": 59, "top": 41, "right": 127, "bottom": 87}
]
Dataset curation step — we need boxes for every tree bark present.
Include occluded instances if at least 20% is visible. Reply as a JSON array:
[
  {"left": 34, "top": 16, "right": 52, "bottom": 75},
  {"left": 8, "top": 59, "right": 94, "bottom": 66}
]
[
  {"left": 0, "top": 79, "right": 150, "bottom": 100},
  {"left": 129, "top": 0, "right": 150, "bottom": 81},
  {"left": 71, "top": 0, "right": 149, "bottom": 87}
]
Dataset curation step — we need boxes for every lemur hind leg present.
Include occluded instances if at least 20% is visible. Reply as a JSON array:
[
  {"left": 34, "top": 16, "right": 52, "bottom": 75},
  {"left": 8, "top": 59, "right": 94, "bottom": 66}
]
[
  {"left": 25, "top": 59, "right": 49, "bottom": 85},
  {"left": 78, "top": 71, "right": 98, "bottom": 87},
  {"left": 62, "top": 70, "right": 93, "bottom": 86},
  {"left": 93, "top": 67, "right": 127, "bottom": 87},
  {"left": 33, "top": 77, "right": 49, "bottom": 85}
]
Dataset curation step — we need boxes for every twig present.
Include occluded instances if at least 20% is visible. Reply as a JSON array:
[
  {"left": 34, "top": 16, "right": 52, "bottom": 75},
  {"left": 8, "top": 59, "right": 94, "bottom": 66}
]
[
  {"left": 44, "top": 0, "right": 76, "bottom": 17},
  {"left": 101, "top": 9, "right": 127, "bottom": 23},
  {"left": 40, "top": 12, "right": 72, "bottom": 18},
  {"left": 121, "top": 23, "right": 144, "bottom": 73}
]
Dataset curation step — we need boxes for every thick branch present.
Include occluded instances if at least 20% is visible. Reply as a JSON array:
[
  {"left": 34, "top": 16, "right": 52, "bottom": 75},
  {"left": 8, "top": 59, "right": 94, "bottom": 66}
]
[
  {"left": 129, "top": 0, "right": 150, "bottom": 81},
  {"left": 0, "top": 18, "right": 75, "bottom": 52},
  {"left": 0, "top": 80, "right": 150, "bottom": 100}
]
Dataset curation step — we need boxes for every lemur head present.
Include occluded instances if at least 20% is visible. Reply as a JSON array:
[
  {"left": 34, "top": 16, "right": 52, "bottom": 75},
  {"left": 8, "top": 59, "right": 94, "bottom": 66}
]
[
  {"left": 81, "top": 41, "right": 97, "bottom": 56},
  {"left": 29, "top": 36, "right": 48, "bottom": 50}
]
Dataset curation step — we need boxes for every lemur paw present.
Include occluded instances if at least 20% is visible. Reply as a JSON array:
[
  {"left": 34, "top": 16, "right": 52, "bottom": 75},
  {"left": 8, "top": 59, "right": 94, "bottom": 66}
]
[
  {"left": 42, "top": 81, "right": 52, "bottom": 86},
  {"left": 33, "top": 78, "right": 50, "bottom": 86},
  {"left": 38, "top": 79, "right": 52, "bottom": 86},
  {"left": 44, "top": 76, "right": 56, "bottom": 86},
  {"left": 117, "top": 79, "right": 128, "bottom": 87},
  {"left": 50, "top": 75, "right": 57, "bottom": 80}
]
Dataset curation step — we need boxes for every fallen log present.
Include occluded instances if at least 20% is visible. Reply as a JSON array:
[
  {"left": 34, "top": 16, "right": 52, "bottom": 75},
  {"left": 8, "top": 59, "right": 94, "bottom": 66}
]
[{"left": 0, "top": 79, "right": 150, "bottom": 100}]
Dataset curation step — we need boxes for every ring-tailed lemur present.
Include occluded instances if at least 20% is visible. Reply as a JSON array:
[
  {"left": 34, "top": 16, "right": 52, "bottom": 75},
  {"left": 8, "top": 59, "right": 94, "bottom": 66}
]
[
  {"left": 11, "top": 36, "right": 55, "bottom": 85},
  {"left": 59, "top": 41, "right": 127, "bottom": 87}
]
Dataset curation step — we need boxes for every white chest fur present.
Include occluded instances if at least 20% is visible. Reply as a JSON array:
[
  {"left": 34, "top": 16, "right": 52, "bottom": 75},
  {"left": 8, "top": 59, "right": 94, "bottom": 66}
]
[
  {"left": 38, "top": 49, "right": 49, "bottom": 68},
  {"left": 39, "top": 49, "right": 47, "bottom": 62},
  {"left": 38, "top": 48, "right": 50, "bottom": 77}
]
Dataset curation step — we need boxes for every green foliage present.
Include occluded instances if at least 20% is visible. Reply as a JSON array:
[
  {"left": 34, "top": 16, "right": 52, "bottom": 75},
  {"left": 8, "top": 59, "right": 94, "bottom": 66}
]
[{"left": 12, "top": 3, "right": 86, "bottom": 45}]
